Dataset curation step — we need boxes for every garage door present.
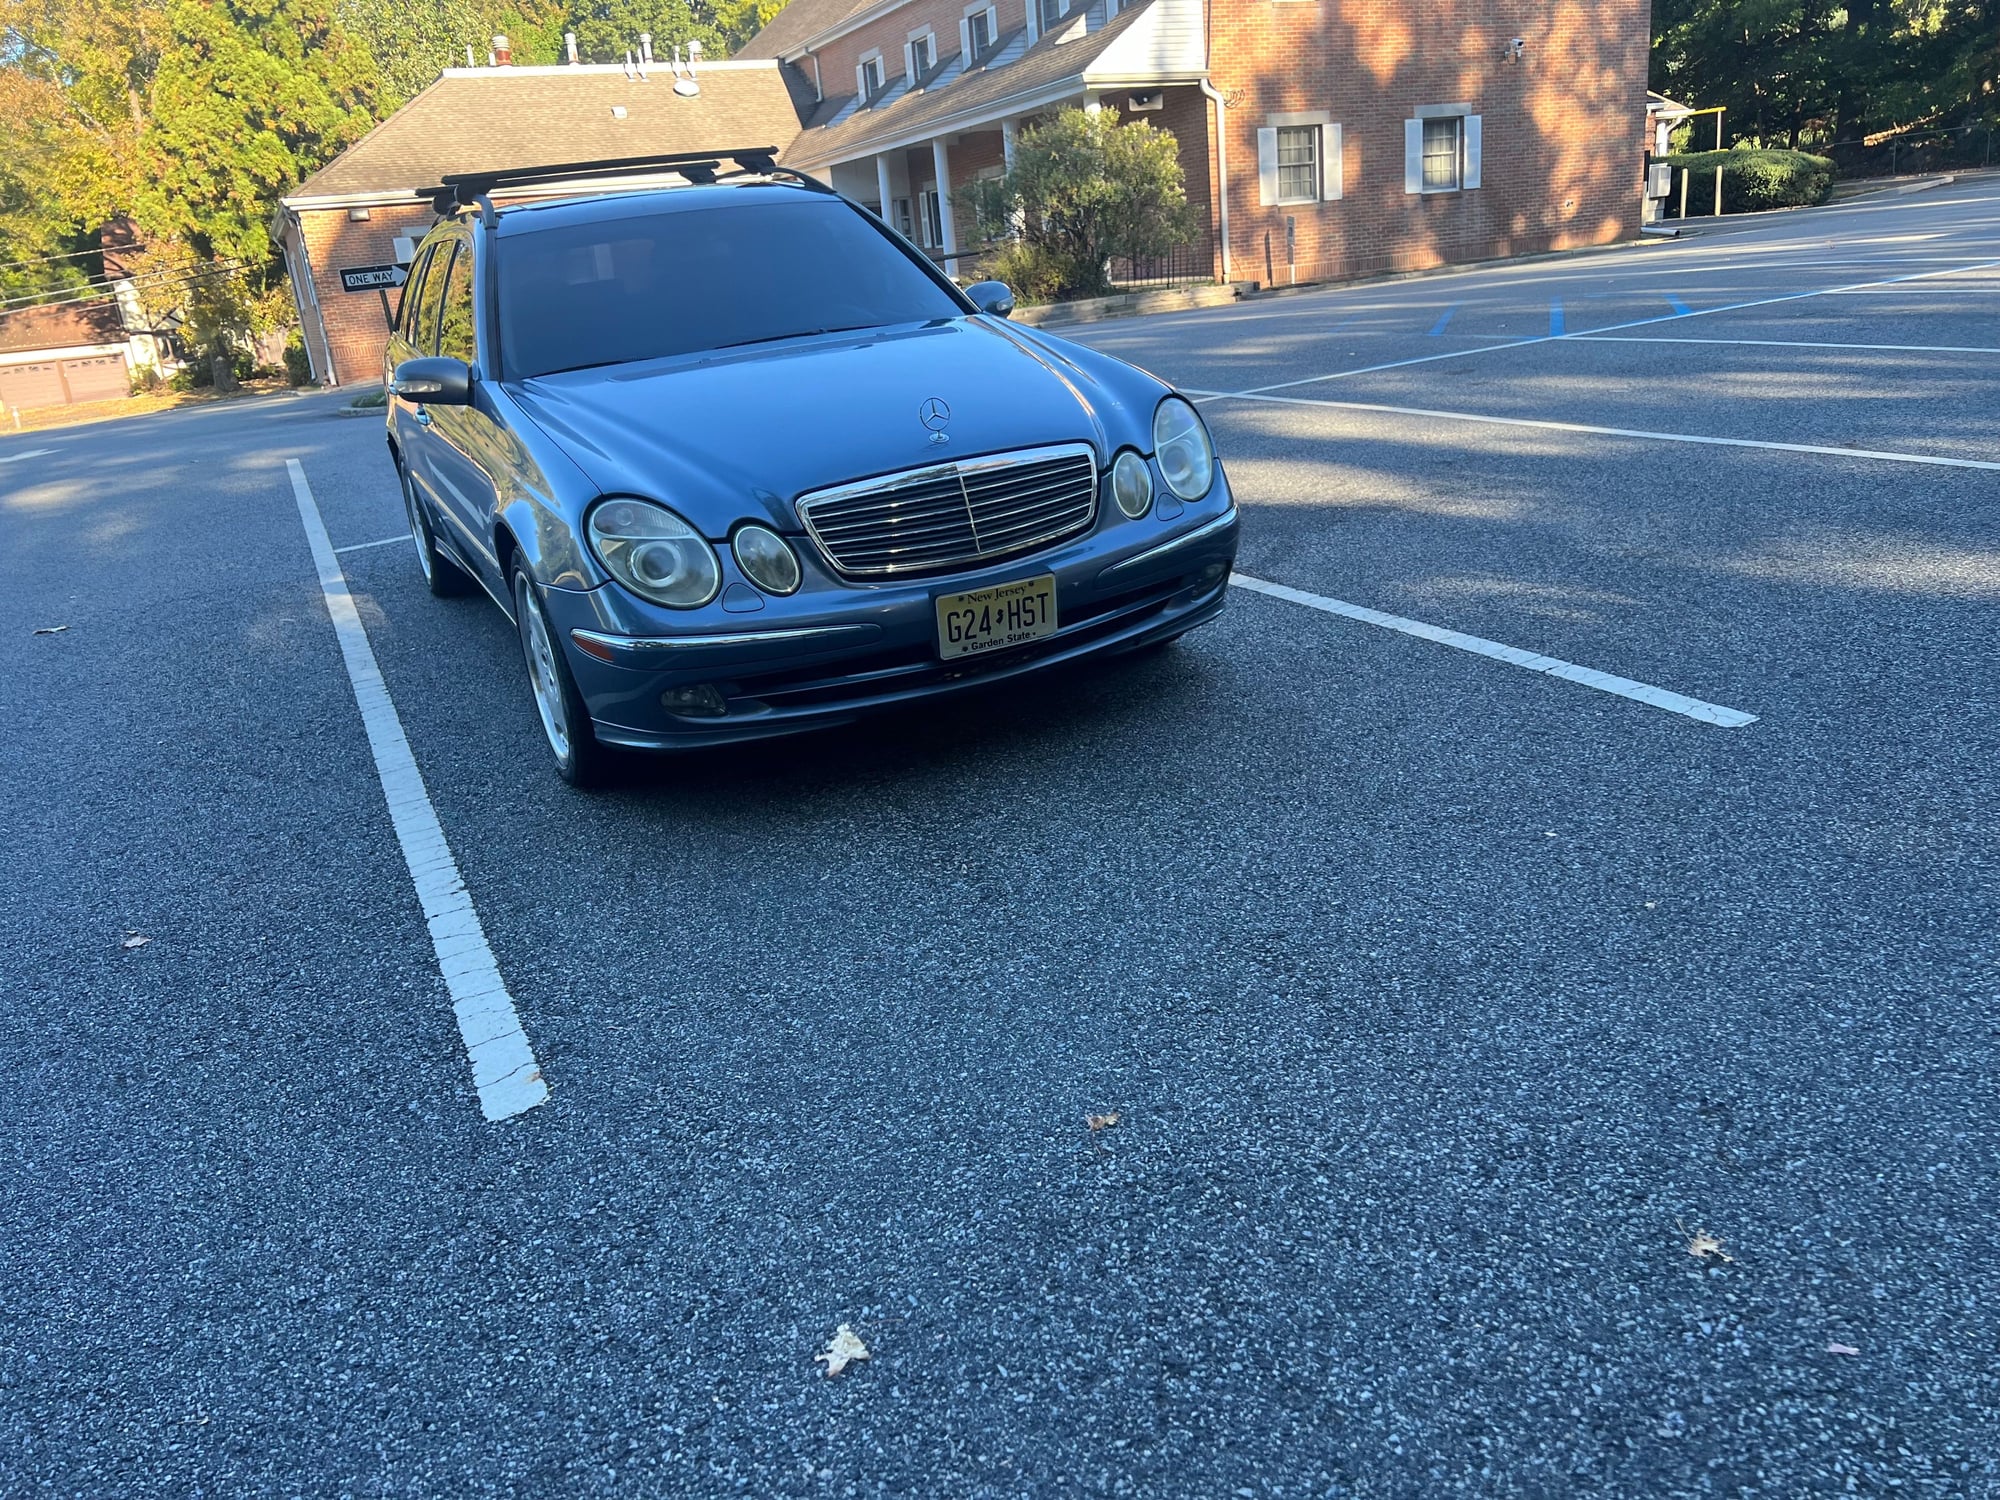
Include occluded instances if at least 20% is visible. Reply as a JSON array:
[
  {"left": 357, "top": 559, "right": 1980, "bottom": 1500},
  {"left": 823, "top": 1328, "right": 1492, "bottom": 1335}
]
[
  {"left": 0, "top": 362, "right": 67, "bottom": 412},
  {"left": 59, "top": 354, "right": 130, "bottom": 404}
]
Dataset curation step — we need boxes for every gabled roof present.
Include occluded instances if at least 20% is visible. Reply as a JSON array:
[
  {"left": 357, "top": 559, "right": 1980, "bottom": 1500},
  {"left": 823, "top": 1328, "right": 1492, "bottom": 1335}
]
[
  {"left": 779, "top": 0, "right": 1194, "bottom": 167},
  {"left": 0, "top": 300, "right": 126, "bottom": 355},
  {"left": 732, "top": 0, "right": 880, "bottom": 60},
  {"left": 284, "top": 64, "right": 813, "bottom": 205}
]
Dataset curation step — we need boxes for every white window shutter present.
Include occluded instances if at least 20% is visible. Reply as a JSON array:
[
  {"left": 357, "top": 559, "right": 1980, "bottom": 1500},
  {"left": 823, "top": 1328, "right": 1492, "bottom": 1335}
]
[
  {"left": 1404, "top": 119, "right": 1423, "bottom": 193},
  {"left": 856, "top": 62, "right": 867, "bottom": 99},
  {"left": 985, "top": 5, "right": 998, "bottom": 44},
  {"left": 1256, "top": 127, "right": 1279, "bottom": 206},
  {"left": 1464, "top": 114, "right": 1482, "bottom": 189},
  {"left": 959, "top": 17, "right": 971, "bottom": 59},
  {"left": 903, "top": 41, "right": 913, "bottom": 78},
  {"left": 1322, "top": 123, "right": 1343, "bottom": 200}
]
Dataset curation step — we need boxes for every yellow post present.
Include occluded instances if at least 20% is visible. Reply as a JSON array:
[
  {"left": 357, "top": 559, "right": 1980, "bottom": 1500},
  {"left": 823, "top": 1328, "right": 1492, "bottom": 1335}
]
[{"left": 1713, "top": 107, "right": 1726, "bottom": 215}]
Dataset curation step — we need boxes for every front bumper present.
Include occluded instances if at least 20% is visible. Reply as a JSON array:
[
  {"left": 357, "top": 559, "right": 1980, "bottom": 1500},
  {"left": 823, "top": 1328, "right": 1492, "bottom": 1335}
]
[{"left": 542, "top": 478, "right": 1239, "bottom": 751}]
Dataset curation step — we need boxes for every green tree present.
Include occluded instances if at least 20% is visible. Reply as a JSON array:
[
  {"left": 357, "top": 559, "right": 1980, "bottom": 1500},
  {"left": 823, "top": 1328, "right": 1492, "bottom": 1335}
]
[
  {"left": 958, "top": 106, "right": 1197, "bottom": 301},
  {"left": 334, "top": 0, "right": 563, "bottom": 107}
]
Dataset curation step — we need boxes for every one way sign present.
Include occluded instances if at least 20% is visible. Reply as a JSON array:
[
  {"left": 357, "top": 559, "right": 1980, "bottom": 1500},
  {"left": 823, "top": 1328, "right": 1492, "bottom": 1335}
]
[{"left": 338, "top": 263, "right": 408, "bottom": 292}]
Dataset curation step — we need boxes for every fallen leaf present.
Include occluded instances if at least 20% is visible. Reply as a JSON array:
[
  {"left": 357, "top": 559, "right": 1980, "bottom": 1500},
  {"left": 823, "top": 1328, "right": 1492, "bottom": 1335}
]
[
  {"left": 1826, "top": 1342, "right": 1860, "bottom": 1356},
  {"left": 816, "top": 1323, "right": 869, "bottom": 1378},
  {"left": 120, "top": 931, "right": 151, "bottom": 950},
  {"left": 32, "top": 625, "right": 69, "bottom": 636},
  {"left": 1086, "top": 1112, "right": 1120, "bottom": 1132},
  {"left": 1682, "top": 1224, "right": 1733, "bottom": 1263}
]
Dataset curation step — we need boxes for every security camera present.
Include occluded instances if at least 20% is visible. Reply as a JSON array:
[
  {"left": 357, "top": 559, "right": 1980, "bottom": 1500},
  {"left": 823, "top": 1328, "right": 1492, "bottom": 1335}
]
[{"left": 1506, "top": 37, "right": 1526, "bottom": 60}]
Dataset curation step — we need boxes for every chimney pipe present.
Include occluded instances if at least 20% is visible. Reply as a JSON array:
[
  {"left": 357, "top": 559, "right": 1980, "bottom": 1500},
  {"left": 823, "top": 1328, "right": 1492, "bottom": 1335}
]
[
  {"left": 493, "top": 34, "right": 511, "bottom": 66},
  {"left": 465, "top": 44, "right": 475, "bottom": 68},
  {"left": 686, "top": 39, "right": 703, "bottom": 70},
  {"left": 565, "top": 31, "right": 578, "bottom": 64},
  {"left": 640, "top": 32, "right": 653, "bottom": 64}
]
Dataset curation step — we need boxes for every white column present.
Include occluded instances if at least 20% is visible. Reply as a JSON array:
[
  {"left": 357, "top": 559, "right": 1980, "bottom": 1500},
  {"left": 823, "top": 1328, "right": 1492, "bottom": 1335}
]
[
  {"left": 932, "top": 136, "right": 959, "bottom": 277},
  {"left": 875, "top": 154, "right": 895, "bottom": 223},
  {"left": 1001, "top": 117, "right": 1018, "bottom": 170}
]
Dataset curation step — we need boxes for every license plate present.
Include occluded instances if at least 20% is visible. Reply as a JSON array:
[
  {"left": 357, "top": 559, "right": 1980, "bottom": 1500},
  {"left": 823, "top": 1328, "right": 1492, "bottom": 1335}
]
[{"left": 934, "top": 574, "right": 1058, "bottom": 660}]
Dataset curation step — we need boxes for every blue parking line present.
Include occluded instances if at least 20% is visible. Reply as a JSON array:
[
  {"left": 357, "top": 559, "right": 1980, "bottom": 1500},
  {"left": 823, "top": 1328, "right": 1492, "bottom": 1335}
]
[
  {"left": 1549, "top": 300, "right": 1566, "bottom": 336},
  {"left": 1426, "top": 305, "right": 1457, "bottom": 337},
  {"left": 1666, "top": 295, "right": 1692, "bottom": 316}
]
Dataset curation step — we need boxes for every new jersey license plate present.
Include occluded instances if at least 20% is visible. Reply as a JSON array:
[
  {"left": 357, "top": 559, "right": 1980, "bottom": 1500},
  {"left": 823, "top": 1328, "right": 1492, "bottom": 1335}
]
[{"left": 934, "top": 574, "right": 1059, "bottom": 660}]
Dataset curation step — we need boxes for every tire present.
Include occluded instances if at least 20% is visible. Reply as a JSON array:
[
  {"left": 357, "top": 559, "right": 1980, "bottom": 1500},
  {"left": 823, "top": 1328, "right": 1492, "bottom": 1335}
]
[
  {"left": 398, "top": 460, "right": 472, "bottom": 597},
  {"left": 511, "top": 560, "right": 613, "bottom": 788}
]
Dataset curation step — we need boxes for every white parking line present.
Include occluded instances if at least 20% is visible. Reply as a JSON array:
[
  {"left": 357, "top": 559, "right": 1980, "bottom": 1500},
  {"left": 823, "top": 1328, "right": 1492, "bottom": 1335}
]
[
  {"left": 1572, "top": 334, "right": 2000, "bottom": 356},
  {"left": 1231, "top": 573, "right": 1757, "bottom": 728},
  {"left": 335, "top": 535, "right": 412, "bottom": 555},
  {"left": 286, "top": 459, "right": 548, "bottom": 1123},
  {"left": 1204, "top": 257, "right": 2000, "bottom": 397},
  {"left": 1196, "top": 389, "right": 2000, "bottom": 473}
]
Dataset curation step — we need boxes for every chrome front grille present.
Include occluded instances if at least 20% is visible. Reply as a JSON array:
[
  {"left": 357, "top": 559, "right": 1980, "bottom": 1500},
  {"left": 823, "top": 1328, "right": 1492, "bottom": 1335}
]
[{"left": 796, "top": 443, "right": 1099, "bottom": 578}]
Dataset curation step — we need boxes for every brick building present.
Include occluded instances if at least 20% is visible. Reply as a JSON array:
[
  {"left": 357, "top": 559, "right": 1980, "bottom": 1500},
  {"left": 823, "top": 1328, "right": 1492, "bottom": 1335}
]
[
  {"left": 747, "top": 0, "right": 1650, "bottom": 286},
  {"left": 276, "top": 60, "right": 812, "bottom": 386},
  {"left": 280, "top": 0, "right": 1647, "bottom": 383}
]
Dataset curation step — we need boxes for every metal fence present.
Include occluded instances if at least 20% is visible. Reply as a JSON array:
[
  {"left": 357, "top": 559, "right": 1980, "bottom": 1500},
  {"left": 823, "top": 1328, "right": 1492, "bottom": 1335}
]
[
  {"left": 1107, "top": 236, "right": 1219, "bottom": 290},
  {"left": 1823, "top": 124, "right": 1998, "bottom": 179}
]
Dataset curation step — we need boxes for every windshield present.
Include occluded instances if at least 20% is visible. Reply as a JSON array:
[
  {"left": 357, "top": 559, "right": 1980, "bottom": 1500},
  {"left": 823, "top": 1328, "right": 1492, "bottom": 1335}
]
[{"left": 497, "top": 198, "right": 967, "bottom": 378}]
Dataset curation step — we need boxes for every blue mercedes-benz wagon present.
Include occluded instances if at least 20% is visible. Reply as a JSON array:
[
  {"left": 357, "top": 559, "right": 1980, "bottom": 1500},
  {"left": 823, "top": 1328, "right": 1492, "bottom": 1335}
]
[{"left": 386, "top": 149, "right": 1238, "bottom": 785}]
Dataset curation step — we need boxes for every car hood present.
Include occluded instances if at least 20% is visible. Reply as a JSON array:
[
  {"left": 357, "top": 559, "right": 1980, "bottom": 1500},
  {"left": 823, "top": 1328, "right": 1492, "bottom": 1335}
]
[{"left": 507, "top": 317, "right": 1166, "bottom": 536}]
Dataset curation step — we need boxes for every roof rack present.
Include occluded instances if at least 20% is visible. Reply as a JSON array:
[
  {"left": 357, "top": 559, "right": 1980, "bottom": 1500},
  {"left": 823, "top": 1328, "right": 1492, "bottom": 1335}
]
[{"left": 427, "top": 148, "right": 826, "bottom": 220}]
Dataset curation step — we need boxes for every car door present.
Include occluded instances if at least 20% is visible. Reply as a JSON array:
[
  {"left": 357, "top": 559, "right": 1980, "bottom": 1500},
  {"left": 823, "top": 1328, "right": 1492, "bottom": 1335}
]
[{"left": 419, "top": 235, "right": 506, "bottom": 591}]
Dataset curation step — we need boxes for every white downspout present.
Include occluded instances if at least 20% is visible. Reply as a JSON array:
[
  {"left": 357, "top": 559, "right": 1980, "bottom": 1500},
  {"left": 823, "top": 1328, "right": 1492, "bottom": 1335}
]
[{"left": 1198, "top": 78, "right": 1231, "bottom": 282}]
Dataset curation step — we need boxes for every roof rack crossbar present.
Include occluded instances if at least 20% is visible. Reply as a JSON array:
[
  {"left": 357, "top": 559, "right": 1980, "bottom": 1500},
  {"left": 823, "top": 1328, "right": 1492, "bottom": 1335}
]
[{"left": 432, "top": 148, "right": 786, "bottom": 203}]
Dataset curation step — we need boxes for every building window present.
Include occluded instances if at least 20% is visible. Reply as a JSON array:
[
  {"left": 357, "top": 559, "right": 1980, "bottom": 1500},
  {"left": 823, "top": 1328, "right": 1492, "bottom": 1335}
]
[
  {"left": 894, "top": 198, "right": 915, "bottom": 238},
  {"left": 858, "top": 55, "right": 882, "bottom": 101},
  {"left": 909, "top": 33, "right": 932, "bottom": 78},
  {"left": 1275, "top": 126, "right": 1319, "bottom": 204},
  {"left": 920, "top": 189, "right": 943, "bottom": 248},
  {"left": 968, "top": 8, "right": 992, "bottom": 58},
  {"left": 1422, "top": 116, "right": 1462, "bottom": 191},
  {"left": 1039, "top": 0, "right": 1065, "bottom": 28}
]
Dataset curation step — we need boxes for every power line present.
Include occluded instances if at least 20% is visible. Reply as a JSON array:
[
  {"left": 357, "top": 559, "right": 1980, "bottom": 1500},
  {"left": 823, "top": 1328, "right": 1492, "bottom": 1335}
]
[{"left": 0, "top": 241, "right": 151, "bottom": 273}]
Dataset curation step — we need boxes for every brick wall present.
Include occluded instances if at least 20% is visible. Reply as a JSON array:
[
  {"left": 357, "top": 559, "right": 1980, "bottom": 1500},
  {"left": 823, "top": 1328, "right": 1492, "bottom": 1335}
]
[
  {"left": 1207, "top": 0, "right": 1649, "bottom": 285},
  {"left": 293, "top": 202, "right": 438, "bottom": 386}
]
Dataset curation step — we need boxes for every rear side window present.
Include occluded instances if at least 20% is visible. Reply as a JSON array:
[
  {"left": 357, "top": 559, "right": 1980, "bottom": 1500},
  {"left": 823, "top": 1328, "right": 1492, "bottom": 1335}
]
[
  {"left": 412, "top": 243, "right": 457, "bottom": 354},
  {"left": 394, "top": 245, "right": 438, "bottom": 337},
  {"left": 436, "top": 245, "right": 477, "bottom": 363},
  {"left": 496, "top": 198, "right": 965, "bottom": 379}
]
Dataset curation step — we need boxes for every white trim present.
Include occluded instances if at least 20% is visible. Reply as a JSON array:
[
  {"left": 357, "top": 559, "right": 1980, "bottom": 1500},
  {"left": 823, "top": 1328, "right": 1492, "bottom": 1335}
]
[
  {"left": 1414, "top": 100, "right": 1472, "bottom": 119},
  {"left": 0, "top": 343, "right": 130, "bottom": 367},
  {"left": 1323, "top": 122, "right": 1343, "bottom": 200}
]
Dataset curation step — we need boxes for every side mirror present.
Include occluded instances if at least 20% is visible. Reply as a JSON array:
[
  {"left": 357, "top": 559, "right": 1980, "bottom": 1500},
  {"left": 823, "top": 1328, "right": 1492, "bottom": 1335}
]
[
  {"left": 965, "top": 280, "right": 1016, "bottom": 318},
  {"left": 390, "top": 356, "right": 472, "bottom": 406}
]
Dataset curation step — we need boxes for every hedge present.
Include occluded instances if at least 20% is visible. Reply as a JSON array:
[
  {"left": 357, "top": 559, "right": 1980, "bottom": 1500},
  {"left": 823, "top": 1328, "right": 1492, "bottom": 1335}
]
[{"left": 1661, "top": 148, "right": 1838, "bottom": 213}]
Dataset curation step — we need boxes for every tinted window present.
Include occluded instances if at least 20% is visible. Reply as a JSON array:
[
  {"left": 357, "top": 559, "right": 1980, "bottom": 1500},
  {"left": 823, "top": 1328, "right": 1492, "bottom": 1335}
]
[
  {"left": 496, "top": 199, "right": 965, "bottom": 379},
  {"left": 396, "top": 245, "right": 439, "bottom": 339},
  {"left": 437, "top": 244, "right": 477, "bottom": 363},
  {"left": 414, "top": 243, "right": 457, "bottom": 354}
]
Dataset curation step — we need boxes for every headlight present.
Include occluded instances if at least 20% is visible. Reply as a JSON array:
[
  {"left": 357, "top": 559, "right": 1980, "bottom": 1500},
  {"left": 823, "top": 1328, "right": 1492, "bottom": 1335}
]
[
  {"left": 1110, "top": 449, "right": 1153, "bottom": 519},
  {"left": 1153, "top": 397, "right": 1215, "bottom": 501},
  {"left": 732, "top": 524, "right": 801, "bottom": 595},
  {"left": 587, "top": 498, "right": 721, "bottom": 608}
]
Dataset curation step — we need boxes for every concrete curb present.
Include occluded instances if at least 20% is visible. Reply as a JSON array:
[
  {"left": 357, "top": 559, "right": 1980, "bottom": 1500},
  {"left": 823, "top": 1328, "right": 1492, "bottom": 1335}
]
[
  {"left": 1012, "top": 282, "right": 1248, "bottom": 327},
  {"left": 1831, "top": 173, "right": 1957, "bottom": 202}
]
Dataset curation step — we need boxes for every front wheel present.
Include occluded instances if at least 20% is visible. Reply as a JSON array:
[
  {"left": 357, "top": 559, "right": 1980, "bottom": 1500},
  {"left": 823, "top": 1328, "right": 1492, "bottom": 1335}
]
[{"left": 512, "top": 562, "right": 613, "bottom": 788}]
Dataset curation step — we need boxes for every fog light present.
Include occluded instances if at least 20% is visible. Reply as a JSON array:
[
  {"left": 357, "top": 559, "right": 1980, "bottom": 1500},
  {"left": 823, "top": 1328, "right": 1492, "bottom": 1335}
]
[
  {"left": 1111, "top": 449, "right": 1153, "bottom": 519},
  {"left": 732, "top": 525, "right": 801, "bottom": 595},
  {"left": 660, "top": 683, "right": 728, "bottom": 717}
]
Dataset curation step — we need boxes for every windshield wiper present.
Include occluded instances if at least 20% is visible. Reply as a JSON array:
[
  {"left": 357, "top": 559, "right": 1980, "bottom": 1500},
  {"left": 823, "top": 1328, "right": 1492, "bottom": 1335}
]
[{"left": 710, "top": 326, "right": 868, "bottom": 352}]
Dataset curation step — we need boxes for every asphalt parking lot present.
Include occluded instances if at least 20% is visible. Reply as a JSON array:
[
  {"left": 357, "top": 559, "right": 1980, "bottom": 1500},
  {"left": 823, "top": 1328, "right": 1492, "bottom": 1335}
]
[{"left": 4, "top": 177, "right": 1997, "bottom": 1497}]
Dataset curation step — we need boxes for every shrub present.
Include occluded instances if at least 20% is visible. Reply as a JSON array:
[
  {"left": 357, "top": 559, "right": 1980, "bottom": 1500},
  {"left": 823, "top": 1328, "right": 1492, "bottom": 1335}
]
[
  {"left": 957, "top": 107, "right": 1198, "bottom": 301},
  {"left": 282, "top": 329, "right": 313, "bottom": 386},
  {"left": 1662, "top": 148, "right": 1837, "bottom": 212},
  {"left": 977, "top": 241, "right": 1072, "bottom": 305}
]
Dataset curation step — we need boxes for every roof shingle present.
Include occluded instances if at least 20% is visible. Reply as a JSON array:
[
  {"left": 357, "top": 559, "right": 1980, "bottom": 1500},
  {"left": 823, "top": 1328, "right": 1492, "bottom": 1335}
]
[{"left": 285, "top": 65, "right": 811, "bottom": 203}]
